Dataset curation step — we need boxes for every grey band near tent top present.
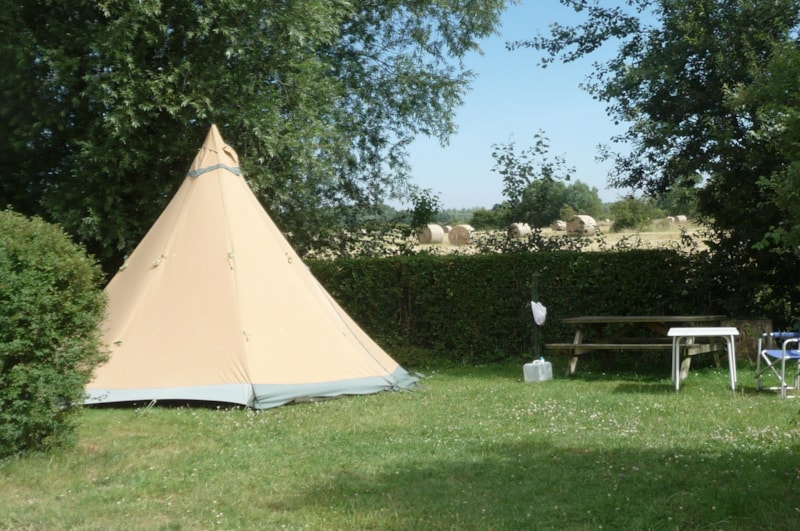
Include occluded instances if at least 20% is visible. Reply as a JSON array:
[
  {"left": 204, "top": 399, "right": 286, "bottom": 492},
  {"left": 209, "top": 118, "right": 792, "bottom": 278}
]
[{"left": 187, "top": 163, "right": 241, "bottom": 178}]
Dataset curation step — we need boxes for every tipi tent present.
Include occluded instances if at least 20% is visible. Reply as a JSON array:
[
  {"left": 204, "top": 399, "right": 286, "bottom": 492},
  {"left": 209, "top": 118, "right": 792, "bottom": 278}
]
[{"left": 85, "top": 125, "right": 417, "bottom": 409}]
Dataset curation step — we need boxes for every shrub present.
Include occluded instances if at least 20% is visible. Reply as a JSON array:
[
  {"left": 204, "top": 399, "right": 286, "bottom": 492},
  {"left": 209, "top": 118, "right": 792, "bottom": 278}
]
[
  {"left": 0, "top": 210, "right": 107, "bottom": 458},
  {"left": 609, "top": 197, "right": 664, "bottom": 232}
]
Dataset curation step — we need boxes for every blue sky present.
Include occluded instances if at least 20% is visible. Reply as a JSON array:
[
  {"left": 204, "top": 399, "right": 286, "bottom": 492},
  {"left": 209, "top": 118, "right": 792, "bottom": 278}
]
[{"left": 406, "top": 1, "right": 631, "bottom": 209}]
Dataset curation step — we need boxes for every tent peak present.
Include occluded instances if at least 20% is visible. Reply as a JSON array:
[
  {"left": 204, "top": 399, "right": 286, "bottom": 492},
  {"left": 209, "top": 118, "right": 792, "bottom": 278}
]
[{"left": 189, "top": 125, "right": 240, "bottom": 177}]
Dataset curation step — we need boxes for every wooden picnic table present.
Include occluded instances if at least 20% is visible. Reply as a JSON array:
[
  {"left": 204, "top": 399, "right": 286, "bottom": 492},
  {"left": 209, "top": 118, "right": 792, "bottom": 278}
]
[{"left": 545, "top": 315, "right": 727, "bottom": 375}]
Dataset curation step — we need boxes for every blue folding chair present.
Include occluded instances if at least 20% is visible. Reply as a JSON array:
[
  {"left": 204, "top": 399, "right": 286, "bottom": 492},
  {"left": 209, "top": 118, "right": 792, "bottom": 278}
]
[{"left": 756, "top": 331, "right": 800, "bottom": 398}]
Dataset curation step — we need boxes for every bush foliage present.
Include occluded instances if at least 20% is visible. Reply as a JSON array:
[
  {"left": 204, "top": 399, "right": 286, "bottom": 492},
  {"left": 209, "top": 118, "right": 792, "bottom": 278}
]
[{"left": 0, "top": 210, "right": 107, "bottom": 459}]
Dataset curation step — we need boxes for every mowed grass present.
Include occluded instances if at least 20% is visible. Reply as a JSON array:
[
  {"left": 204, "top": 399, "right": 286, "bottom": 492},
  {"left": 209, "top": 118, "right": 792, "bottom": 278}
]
[{"left": 2, "top": 357, "right": 799, "bottom": 530}]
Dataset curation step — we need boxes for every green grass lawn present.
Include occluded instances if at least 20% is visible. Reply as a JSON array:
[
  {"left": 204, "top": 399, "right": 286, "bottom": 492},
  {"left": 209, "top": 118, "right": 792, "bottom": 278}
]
[{"left": 2, "top": 357, "right": 799, "bottom": 530}]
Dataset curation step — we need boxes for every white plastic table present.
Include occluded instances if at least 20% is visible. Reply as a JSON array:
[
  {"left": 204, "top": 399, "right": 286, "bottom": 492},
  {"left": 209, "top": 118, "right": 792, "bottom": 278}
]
[{"left": 668, "top": 327, "right": 739, "bottom": 392}]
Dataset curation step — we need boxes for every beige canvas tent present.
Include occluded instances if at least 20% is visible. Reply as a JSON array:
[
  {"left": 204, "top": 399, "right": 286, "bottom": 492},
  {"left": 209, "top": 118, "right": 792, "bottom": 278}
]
[{"left": 84, "top": 125, "right": 416, "bottom": 409}]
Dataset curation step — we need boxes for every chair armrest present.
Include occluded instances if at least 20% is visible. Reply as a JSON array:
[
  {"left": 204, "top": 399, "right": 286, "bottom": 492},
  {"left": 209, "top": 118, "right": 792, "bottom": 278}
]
[{"left": 765, "top": 331, "right": 800, "bottom": 339}]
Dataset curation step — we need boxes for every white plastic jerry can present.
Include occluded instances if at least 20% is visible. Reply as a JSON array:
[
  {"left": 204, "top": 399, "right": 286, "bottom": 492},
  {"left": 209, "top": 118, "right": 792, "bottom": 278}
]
[{"left": 523, "top": 358, "right": 553, "bottom": 383}]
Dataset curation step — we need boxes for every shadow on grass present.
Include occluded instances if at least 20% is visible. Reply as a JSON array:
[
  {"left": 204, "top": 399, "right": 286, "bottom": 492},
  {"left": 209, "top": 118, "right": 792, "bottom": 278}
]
[{"left": 294, "top": 438, "right": 798, "bottom": 529}]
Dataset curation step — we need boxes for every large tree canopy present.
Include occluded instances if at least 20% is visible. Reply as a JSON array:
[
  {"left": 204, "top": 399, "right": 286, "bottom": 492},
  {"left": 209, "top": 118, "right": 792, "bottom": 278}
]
[
  {"left": 0, "top": 0, "right": 506, "bottom": 272},
  {"left": 734, "top": 41, "right": 800, "bottom": 251},
  {"left": 515, "top": 0, "right": 800, "bottom": 322}
]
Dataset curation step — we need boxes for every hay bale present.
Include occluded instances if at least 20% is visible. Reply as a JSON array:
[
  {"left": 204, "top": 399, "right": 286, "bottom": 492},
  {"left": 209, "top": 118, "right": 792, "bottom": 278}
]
[
  {"left": 508, "top": 222, "right": 532, "bottom": 238},
  {"left": 550, "top": 220, "right": 566, "bottom": 231},
  {"left": 448, "top": 224, "right": 474, "bottom": 245},
  {"left": 443, "top": 225, "right": 451, "bottom": 233},
  {"left": 566, "top": 215, "right": 598, "bottom": 234},
  {"left": 417, "top": 223, "right": 444, "bottom": 244},
  {"left": 676, "top": 215, "right": 688, "bottom": 224}
]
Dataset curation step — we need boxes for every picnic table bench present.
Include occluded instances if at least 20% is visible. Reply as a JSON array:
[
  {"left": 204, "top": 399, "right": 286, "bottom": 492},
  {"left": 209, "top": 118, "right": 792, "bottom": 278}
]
[{"left": 545, "top": 315, "right": 727, "bottom": 375}]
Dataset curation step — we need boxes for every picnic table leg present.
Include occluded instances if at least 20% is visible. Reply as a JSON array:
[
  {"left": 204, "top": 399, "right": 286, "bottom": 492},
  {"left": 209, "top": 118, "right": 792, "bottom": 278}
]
[
  {"left": 680, "top": 356, "right": 692, "bottom": 381},
  {"left": 673, "top": 337, "right": 693, "bottom": 390},
  {"left": 567, "top": 329, "right": 584, "bottom": 375},
  {"left": 567, "top": 355, "right": 578, "bottom": 375},
  {"left": 673, "top": 338, "right": 693, "bottom": 387}
]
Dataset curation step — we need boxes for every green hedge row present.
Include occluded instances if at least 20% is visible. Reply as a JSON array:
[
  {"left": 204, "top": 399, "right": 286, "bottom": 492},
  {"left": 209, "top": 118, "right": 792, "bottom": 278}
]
[{"left": 309, "top": 250, "right": 720, "bottom": 364}]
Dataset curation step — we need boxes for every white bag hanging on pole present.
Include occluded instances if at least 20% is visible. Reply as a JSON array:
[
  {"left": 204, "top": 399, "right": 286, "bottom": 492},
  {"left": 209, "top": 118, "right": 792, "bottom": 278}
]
[{"left": 530, "top": 301, "right": 547, "bottom": 326}]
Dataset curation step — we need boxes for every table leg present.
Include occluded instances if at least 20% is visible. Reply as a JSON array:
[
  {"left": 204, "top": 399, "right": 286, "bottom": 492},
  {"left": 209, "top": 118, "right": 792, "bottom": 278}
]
[
  {"left": 672, "top": 338, "right": 680, "bottom": 391},
  {"left": 674, "top": 333, "right": 737, "bottom": 393},
  {"left": 727, "top": 336, "right": 737, "bottom": 392}
]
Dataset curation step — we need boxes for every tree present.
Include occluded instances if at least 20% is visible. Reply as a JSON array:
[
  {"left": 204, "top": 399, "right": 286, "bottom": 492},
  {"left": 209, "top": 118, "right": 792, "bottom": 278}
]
[
  {"left": 515, "top": 178, "right": 604, "bottom": 227},
  {"left": 491, "top": 132, "right": 574, "bottom": 214},
  {"left": 471, "top": 205, "right": 508, "bottom": 229},
  {"left": 515, "top": 0, "right": 800, "bottom": 323},
  {"left": 491, "top": 134, "right": 605, "bottom": 226},
  {"left": 0, "top": 0, "right": 506, "bottom": 273},
  {"left": 563, "top": 180, "right": 605, "bottom": 220},
  {"left": 608, "top": 196, "right": 662, "bottom": 232},
  {"left": 653, "top": 175, "right": 700, "bottom": 219},
  {"left": 407, "top": 188, "right": 443, "bottom": 232},
  {"left": 733, "top": 41, "right": 800, "bottom": 251},
  {"left": 491, "top": 133, "right": 574, "bottom": 226},
  {"left": 517, "top": 178, "right": 569, "bottom": 227}
]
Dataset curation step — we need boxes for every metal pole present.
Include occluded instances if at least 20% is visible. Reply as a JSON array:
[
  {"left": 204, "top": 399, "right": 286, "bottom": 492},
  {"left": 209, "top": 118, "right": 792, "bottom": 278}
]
[{"left": 531, "top": 273, "right": 542, "bottom": 359}]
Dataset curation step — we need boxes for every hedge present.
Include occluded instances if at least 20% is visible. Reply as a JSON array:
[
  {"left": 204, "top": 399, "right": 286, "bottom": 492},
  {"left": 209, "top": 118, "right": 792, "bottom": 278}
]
[{"left": 309, "top": 250, "right": 722, "bottom": 364}]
